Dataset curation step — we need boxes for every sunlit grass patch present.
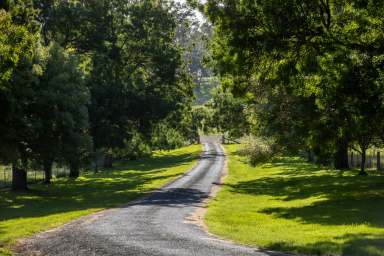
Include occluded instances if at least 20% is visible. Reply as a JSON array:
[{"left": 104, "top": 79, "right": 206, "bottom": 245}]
[
  {"left": 0, "top": 145, "right": 201, "bottom": 253},
  {"left": 205, "top": 144, "right": 384, "bottom": 256}
]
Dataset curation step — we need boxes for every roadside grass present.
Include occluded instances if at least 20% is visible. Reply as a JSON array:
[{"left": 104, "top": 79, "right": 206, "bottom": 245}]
[
  {"left": 0, "top": 145, "right": 201, "bottom": 254},
  {"left": 205, "top": 144, "right": 384, "bottom": 256}
]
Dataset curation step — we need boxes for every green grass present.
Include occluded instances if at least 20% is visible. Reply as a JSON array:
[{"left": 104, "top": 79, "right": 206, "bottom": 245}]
[
  {"left": 0, "top": 145, "right": 201, "bottom": 254},
  {"left": 205, "top": 144, "right": 384, "bottom": 256}
]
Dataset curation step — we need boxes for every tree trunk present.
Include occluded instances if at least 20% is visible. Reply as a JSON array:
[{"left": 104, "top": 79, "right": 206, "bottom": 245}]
[
  {"left": 307, "top": 150, "right": 314, "bottom": 162},
  {"left": 12, "top": 164, "right": 27, "bottom": 190},
  {"left": 334, "top": 137, "right": 349, "bottom": 170},
  {"left": 69, "top": 161, "right": 80, "bottom": 178},
  {"left": 359, "top": 150, "right": 368, "bottom": 176},
  {"left": 43, "top": 160, "right": 53, "bottom": 184},
  {"left": 103, "top": 154, "right": 113, "bottom": 168}
]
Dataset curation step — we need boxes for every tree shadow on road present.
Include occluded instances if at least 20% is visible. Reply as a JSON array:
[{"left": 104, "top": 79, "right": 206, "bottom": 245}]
[{"left": 131, "top": 188, "right": 208, "bottom": 208}]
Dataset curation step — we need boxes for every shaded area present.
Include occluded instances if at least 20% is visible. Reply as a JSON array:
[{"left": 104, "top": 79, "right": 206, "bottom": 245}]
[
  {"left": 133, "top": 188, "right": 208, "bottom": 207},
  {"left": 269, "top": 234, "right": 384, "bottom": 256}
]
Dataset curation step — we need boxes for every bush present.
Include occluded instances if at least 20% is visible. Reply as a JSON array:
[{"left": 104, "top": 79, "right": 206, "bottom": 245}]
[
  {"left": 151, "top": 122, "right": 187, "bottom": 150},
  {"left": 114, "top": 132, "right": 152, "bottom": 160},
  {"left": 238, "top": 136, "right": 277, "bottom": 166}
]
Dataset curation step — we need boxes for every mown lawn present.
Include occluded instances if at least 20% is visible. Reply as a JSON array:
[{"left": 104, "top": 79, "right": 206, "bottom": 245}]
[
  {"left": 205, "top": 144, "right": 384, "bottom": 256},
  {"left": 0, "top": 145, "right": 201, "bottom": 255}
]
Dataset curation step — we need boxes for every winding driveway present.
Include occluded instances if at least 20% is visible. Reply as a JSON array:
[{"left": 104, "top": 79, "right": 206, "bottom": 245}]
[{"left": 17, "top": 143, "right": 282, "bottom": 256}]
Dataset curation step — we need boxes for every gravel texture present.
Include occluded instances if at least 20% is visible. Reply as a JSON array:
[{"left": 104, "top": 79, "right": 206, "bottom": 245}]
[{"left": 15, "top": 143, "right": 285, "bottom": 256}]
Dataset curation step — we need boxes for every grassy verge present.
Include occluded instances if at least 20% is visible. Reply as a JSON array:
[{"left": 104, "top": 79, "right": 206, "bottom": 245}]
[
  {"left": 0, "top": 145, "right": 201, "bottom": 254},
  {"left": 205, "top": 144, "right": 384, "bottom": 256}
]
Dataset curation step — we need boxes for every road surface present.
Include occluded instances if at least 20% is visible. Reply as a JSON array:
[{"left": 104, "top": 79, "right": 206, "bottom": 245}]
[{"left": 17, "top": 143, "right": 283, "bottom": 256}]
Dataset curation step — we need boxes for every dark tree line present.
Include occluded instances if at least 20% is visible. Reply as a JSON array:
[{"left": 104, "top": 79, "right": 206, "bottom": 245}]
[{"left": 0, "top": 0, "right": 197, "bottom": 190}]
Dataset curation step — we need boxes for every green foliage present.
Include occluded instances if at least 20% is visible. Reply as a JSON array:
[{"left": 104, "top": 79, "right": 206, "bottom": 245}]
[
  {"left": 80, "top": 1, "right": 194, "bottom": 155},
  {"left": 203, "top": 0, "right": 384, "bottom": 172},
  {"left": 0, "top": 0, "right": 196, "bottom": 188},
  {"left": 0, "top": 9, "right": 36, "bottom": 85},
  {"left": 30, "top": 43, "right": 91, "bottom": 169},
  {"left": 209, "top": 88, "right": 250, "bottom": 139},
  {"left": 0, "top": 4, "right": 39, "bottom": 165},
  {"left": 151, "top": 122, "right": 187, "bottom": 151},
  {"left": 114, "top": 132, "right": 151, "bottom": 161},
  {"left": 191, "top": 105, "right": 213, "bottom": 134}
]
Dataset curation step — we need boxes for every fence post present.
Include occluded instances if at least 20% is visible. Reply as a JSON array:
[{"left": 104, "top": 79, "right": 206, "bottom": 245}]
[{"left": 377, "top": 152, "right": 381, "bottom": 171}]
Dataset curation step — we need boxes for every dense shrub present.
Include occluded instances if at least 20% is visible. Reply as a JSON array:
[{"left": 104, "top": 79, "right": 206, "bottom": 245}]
[
  {"left": 114, "top": 132, "right": 152, "bottom": 160},
  {"left": 238, "top": 136, "right": 277, "bottom": 166}
]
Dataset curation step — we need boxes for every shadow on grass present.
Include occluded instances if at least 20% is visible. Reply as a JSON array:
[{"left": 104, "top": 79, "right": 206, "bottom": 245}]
[
  {"left": 227, "top": 157, "right": 384, "bottom": 227},
  {"left": 268, "top": 233, "right": 384, "bottom": 256},
  {"left": 0, "top": 151, "right": 200, "bottom": 223},
  {"left": 225, "top": 156, "right": 384, "bottom": 255}
]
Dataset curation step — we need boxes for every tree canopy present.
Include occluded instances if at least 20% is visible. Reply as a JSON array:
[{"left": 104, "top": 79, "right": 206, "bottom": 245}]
[
  {"left": 202, "top": 0, "right": 384, "bottom": 174},
  {"left": 0, "top": 0, "right": 197, "bottom": 190}
]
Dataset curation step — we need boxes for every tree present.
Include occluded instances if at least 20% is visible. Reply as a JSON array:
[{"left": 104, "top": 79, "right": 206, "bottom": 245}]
[
  {"left": 318, "top": 52, "right": 384, "bottom": 175},
  {"left": 203, "top": 0, "right": 384, "bottom": 173},
  {"left": 0, "top": 1, "right": 40, "bottom": 190},
  {"left": 210, "top": 88, "right": 250, "bottom": 141},
  {"left": 29, "top": 43, "right": 90, "bottom": 182},
  {"left": 86, "top": 1, "right": 193, "bottom": 164}
]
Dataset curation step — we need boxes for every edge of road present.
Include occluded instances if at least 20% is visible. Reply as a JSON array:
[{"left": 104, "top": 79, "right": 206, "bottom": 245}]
[{"left": 185, "top": 143, "right": 228, "bottom": 230}]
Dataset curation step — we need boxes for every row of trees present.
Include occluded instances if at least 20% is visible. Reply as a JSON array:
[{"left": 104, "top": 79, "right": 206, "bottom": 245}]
[
  {"left": 0, "top": 0, "right": 198, "bottom": 190},
  {"left": 196, "top": 0, "right": 384, "bottom": 175}
]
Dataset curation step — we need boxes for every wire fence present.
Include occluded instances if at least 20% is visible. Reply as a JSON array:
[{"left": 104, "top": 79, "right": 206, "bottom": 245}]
[
  {"left": 0, "top": 164, "right": 70, "bottom": 189},
  {"left": 349, "top": 150, "right": 384, "bottom": 170}
]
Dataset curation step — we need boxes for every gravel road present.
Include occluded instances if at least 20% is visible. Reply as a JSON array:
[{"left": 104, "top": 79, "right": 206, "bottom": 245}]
[{"left": 16, "top": 143, "right": 283, "bottom": 256}]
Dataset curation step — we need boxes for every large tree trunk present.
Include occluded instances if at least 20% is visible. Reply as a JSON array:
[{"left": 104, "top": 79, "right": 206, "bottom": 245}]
[
  {"left": 69, "top": 161, "right": 80, "bottom": 178},
  {"left": 43, "top": 160, "right": 53, "bottom": 184},
  {"left": 12, "top": 164, "right": 27, "bottom": 190},
  {"left": 334, "top": 137, "right": 349, "bottom": 170},
  {"left": 359, "top": 150, "right": 368, "bottom": 176}
]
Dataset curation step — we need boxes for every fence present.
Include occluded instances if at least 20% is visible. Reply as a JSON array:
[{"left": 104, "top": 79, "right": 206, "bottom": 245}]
[
  {"left": 0, "top": 164, "right": 70, "bottom": 189},
  {"left": 348, "top": 150, "right": 384, "bottom": 170}
]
